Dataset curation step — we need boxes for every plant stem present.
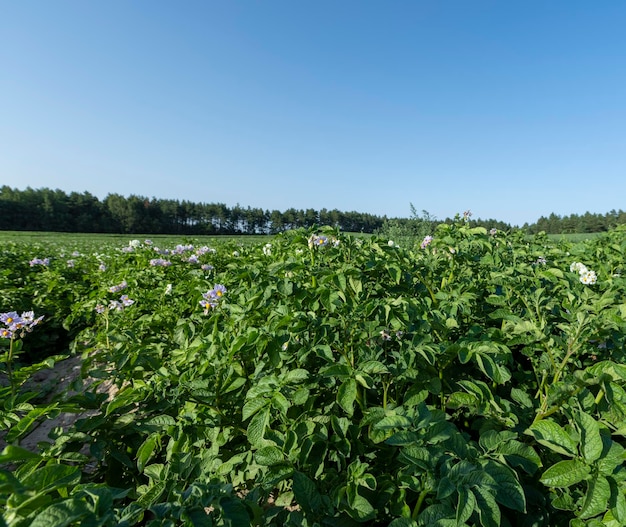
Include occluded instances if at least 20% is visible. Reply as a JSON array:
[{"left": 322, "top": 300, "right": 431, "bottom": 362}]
[
  {"left": 411, "top": 489, "right": 429, "bottom": 520},
  {"left": 7, "top": 337, "right": 16, "bottom": 400}
]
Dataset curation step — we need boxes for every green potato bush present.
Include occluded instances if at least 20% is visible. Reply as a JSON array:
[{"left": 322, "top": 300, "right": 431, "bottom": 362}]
[{"left": 1, "top": 222, "right": 626, "bottom": 526}]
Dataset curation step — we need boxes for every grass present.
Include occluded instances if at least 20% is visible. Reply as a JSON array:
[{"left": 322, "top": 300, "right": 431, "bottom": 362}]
[
  {"left": 546, "top": 232, "right": 604, "bottom": 242},
  {"left": 0, "top": 231, "right": 274, "bottom": 246}
]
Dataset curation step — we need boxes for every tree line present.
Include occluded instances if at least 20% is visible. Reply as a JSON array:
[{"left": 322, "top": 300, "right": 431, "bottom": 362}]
[
  {"left": 523, "top": 211, "right": 626, "bottom": 234},
  {"left": 1, "top": 186, "right": 623, "bottom": 235},
  {"left": 0, "top": 186, "right": 386, "bottom": 234}
]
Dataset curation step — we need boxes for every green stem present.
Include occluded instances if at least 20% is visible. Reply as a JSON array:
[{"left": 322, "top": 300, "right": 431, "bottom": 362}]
[
  {"left": 412, "top": 489, "right": 429, "bottom": 520},
  {"left": 382, "top": 379, "right": 389, "bottom": 410},
  {"left": 7, "top": 337, "right": 16, "bottom": 401},
  {"left": 595, "top": 388, "right": 605, "bottom": 405},
  {"left": 104, "top": 312, "right": 110, "bottom": 351},
  {"left": 439, "top": 368, "right": 445, "bottom": 410}
]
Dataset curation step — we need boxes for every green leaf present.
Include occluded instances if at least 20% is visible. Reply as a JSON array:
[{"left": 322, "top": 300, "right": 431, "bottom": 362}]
[
  {"left": 137, "top": 434, "right": 159, "bottom": 473},
  {"left": 6, "top": 405, "right": 57, "bottom": 442},
  {"left": 104, "top": 387, "right": 143, "bottom": 416},
  {"left": 610, "top": 476, "right": 626, "bottom": 523},
  {"left": 482, "top": 460, "right": 526, "bottom": 513},
  {"left": 29, "top": 498, "right": 91, "bottom": 527},
  {"left": 475, "top": 353, "right": 510, "bottom": 384},
  {"left": 388, "top": 265, "right": 402, "bottom": 284},
  {"left": 373, "top": 414, "right": 412, "bottom": 430},
  {"left": 247, "top": 407, "right": 270, "bottom": 447},
  {"left": 320, "top": 364, "right": 352, "bottom": 378},
  {"left": 284, "top": 369, "right": 309, "bottom": 383},
  {"left": 0, "top": 445, "right": 41, "bottom": 464},
  {"left": 22, "top": 464, "right": 81, "bottom": 494},
  {"left": 337, "top": 378, "right": 357, "bottom": 416},
  {"left": 345, "top": 493, "right": 375, "bottom": 522},
  {"left": 137, "top": 480, "right": 166, "bottom": 508},
  {"left": 457, "top": 487, "right": 476, "bottom": 525},
  {"left": 255, "top": 446, "right": 284, "bottom": 466},
  {"left": 0, "top": 469, "right": 25, "bottom": 493},
  {"left": 496, "top": 440, "right": 542, "bottom": 475},
  {"left": 579, "top": 474, "right": 610, "bottom": 520},
  {"left": 419, "top": 504, "right": 455, "bottom": 525},
  {"left": 355, "top": 373, "right": 373, "bottom": 389},
  {"left": 272, "top": 392, "right": 291, "bottom": 415},
  {"left": 473, "top": 486, "right": 501, "bottom": 527},
  {"left": 348, "top": 276, "right": 363, "bottom": 296},
  {"left": 388, "top": 519, "right": 417, "bottom": 527},
  {"left": 540, "top": 459, "right": 590, "bottom": 488},
  {"left": 220, "top": 496, "right": 251, "bottom": 526},
  {"left": 528, "top": 419, "right": 578, "bottom": 457},
  {"left": 576, "top": 411, "right": 603, "bottom": 463},
  {"left": 222, "top": 376, "right": 246, "bottom": 394},
  {"left": 141, "top": 415, "right": 176, "bottom": 430},
  {"left": 242, "top": 397, "right": 269, "bottom": 421},
  {"left": 510, "top": 387, "right": 533, "bottom": 409},
  {"left": 447, "top": 391, "right": 478, "bottom": 409},
  {"left": 293, "top": 471, "right": 323, "bottom": 515},
  {"left": 359, "top": 360, "right": 389, "bottom": 375}
]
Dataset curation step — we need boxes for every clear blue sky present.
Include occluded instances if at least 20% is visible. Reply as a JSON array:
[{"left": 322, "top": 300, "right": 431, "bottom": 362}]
[{"left": 1, "top": 1, "right": 625, "bottom": 226}]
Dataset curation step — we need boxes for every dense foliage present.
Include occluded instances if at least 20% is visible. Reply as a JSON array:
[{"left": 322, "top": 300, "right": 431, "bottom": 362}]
[
  {"left": 0, "top": 186, "right": 384, "bottom": 235},
  {"left": 2, "top": 220, "right": 626, "bottom": 526},
  {"left": 524, "top": 211, "right": 626, "bottom": 235},
  {"left": 3, "top": 185, "right": 626, "bottom": 236}
]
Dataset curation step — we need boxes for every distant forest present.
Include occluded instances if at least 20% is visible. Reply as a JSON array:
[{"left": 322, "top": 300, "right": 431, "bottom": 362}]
[{"left": 0, "top": 186, "right": 624, "bottom": 235}]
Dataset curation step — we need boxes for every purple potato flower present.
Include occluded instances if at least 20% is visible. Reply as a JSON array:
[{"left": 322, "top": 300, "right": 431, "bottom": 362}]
[
  {"left": 150, "top": 258, "right": 172, "bottom": 267},
  {"left": 1, "top": 310, "right": 44, "bottom": 338},
  {"left": 200, "top": 284, "right": 227, "bottom": 313},
  {"left": 108, "top": 280, "right": 128, "bottom": 293},
  {"left": 29, "top": 258, "right": 50, "bottom": 267}
]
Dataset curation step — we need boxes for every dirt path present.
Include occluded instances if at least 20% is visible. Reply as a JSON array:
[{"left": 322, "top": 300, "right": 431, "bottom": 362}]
[{"left": 1, "top": 355, "right": 117, "bottom": 453}]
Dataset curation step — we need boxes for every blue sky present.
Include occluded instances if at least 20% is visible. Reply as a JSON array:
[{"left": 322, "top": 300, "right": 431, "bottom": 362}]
[{"left": 1, "top": 1, "right": 625, "bottom": 226}]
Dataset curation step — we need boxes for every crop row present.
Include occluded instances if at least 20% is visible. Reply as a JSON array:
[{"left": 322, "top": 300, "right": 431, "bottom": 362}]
[{"left": 2, "top": 221, "right": 626, "bottom": 526}]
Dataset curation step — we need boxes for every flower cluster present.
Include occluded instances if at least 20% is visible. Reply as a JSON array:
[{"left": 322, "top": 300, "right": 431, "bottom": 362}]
[
  {"left": 97, "top": 294, "right": 135, "bottom": 313},
  {"left": 29, "top": 258, "right": 50, "bottom": 267},
  {"left": 0, "top": 311, "right": 44, "bottom": 339},
  {"left": 263, "top": 243, "right": 272, "bottom": 256},
  {"left": 420, "top": 236, "right": 433, "bottom": 249},
  {"left": 308, "top": 234, "right": 339, "bottom": 249},
  {"left": 200, "top": 284, "right": 227, "bottom": 313},
  {"left": 379, "top": 329, "right": 403, "bottom": 342},
  {"left": 196, "top": 246, "right": 215, "bottom": 255},
  {"left": 172, "top": 244, "right": 195, "bottom": 255},
  {"left": 570, "top": 262, "right": 597, "bottom": 285},
  {"left": 108, "top": 280, "right": 128, "bottom": 293},
  {"left": 109, "top": 295, "right": 135, "bottom": 312},
  {"left": 150, "top": 258, "right": 172, "bottom": 267}
]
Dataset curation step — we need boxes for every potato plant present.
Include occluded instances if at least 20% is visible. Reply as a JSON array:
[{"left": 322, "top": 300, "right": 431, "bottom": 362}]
[{"left": 1, "top": 221, "right": 626, "bottom": 526}]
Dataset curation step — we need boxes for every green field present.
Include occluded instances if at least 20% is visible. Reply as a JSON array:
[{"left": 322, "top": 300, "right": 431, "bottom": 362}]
[
  {"left": 2, "top": 223, "right": 626, "bottom": 526},
  {"left": 0, "top": 230, "right": 274, "bottom": 246}
]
